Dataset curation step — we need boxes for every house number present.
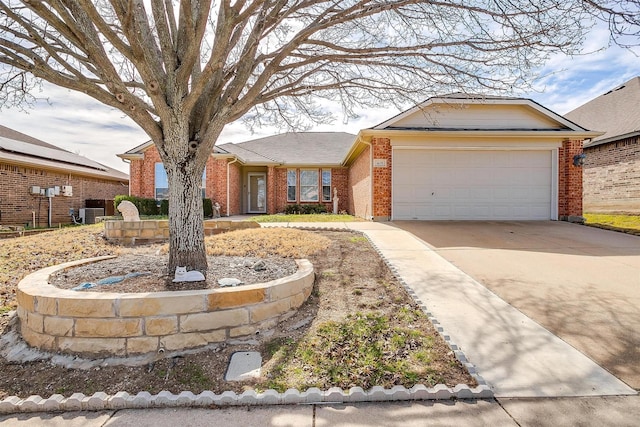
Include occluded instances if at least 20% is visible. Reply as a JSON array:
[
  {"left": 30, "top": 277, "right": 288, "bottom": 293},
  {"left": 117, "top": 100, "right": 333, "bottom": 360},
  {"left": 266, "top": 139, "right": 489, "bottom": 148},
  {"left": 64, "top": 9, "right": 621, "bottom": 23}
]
[{"left": 373, "top": 159, "right": 387, "bottom": 167}]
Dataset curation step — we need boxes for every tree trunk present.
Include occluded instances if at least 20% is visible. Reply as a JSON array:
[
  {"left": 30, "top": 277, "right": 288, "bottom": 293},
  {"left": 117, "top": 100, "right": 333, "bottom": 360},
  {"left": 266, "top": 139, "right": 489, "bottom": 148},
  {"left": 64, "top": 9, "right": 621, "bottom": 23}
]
[{"left": 164, "top": 155, "right": 207, "bottom": 277}]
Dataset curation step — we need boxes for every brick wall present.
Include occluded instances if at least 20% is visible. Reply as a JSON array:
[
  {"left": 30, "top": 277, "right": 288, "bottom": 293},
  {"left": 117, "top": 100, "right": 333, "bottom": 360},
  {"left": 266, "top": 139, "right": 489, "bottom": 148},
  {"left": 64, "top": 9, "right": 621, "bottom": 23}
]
[
  {"left": 274, "top": 167, "right": 288, "bottom": 213},
  {"left": 0, "top": 162, "right": 128, "bottom": 227},
  {"left": 583, "top": 136, "right": 640, "bottom": 214},
  {"left": 129, "top": 146, "right": 242, "bottom": 214},
  {"left": 348, "top": 144, "right": 371, "bottom": 219},
  {"left": 267, "top": 167, "right": 276, "bottom": 214},
  {"left": 207, "top": 158, "right": 228, "bottom": 212},
  {"left": 558, "top": 139, "right": 584, "bottom": 220},
  {"left": 228, "top": 161, "right": 242, "bottom": 215},
  {"left": 129, "top": 146, "right": 161, "bottom": 198},
  {"left": 371, "top": 138, "right": 392, "bottom": 220}
]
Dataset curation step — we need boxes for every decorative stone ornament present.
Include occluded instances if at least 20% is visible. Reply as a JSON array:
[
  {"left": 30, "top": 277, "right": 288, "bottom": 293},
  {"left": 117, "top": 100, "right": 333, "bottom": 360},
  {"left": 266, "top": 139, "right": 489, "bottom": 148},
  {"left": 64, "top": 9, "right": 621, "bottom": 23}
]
[
  {"left": 218, "top": 277, "right": 243, "bottom": 287},
  {"left": 172, "top": 266, "right": 205, "bottom": 282},
  {"left": 116, "top": 200, "right": 141, "bottom": 221}
]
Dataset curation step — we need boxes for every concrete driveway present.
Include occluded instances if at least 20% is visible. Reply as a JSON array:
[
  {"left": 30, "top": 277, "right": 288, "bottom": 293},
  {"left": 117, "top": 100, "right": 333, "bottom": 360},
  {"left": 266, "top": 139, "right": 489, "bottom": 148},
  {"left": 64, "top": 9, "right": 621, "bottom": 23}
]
[{"left": 393, "top": 221, "right": 640, "bottom": 389}]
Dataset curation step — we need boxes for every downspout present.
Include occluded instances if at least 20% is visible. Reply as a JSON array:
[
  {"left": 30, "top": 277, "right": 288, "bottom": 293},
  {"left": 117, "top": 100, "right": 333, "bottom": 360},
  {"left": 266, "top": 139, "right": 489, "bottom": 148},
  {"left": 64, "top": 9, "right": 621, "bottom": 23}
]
[
  {"left": 226, "top": 158, "right": 238, "bottom": 217},
  {"left": 120, "top": 158, "right": 132, "bottom": 196}
]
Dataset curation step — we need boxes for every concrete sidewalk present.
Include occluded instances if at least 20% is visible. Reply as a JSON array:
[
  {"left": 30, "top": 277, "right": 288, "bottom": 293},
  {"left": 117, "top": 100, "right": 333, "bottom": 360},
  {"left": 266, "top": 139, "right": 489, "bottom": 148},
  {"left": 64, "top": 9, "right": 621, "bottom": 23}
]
[
  {"left": 265, "top": 221, "right": 636, "bottom": 397},
  {"left": 3, "top": 396, "right": 640, "bottom": 426}
]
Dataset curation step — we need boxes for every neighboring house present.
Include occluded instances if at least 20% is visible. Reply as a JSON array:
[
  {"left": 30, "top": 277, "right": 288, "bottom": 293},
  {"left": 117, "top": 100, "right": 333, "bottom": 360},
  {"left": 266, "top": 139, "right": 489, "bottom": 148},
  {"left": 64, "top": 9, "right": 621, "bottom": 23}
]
[
  {"left": 120, "top": 94, "right": 598, "bottom": 221},
  {"left": 564, "top": 77, "right": 640, "bottom": 214},
  {"left": 0, "top": 124, "right": 129, "bottom": 227}
]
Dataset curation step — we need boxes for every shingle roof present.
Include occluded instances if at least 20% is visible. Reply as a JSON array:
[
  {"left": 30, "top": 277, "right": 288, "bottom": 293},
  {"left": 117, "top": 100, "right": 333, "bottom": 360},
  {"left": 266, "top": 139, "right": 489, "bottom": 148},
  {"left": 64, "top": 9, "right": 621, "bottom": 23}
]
[
  {"left": 0, "top": 123, "right": 128, "bottom": 181},
  {"left": 564, "top": 77, "right": 640, "bottom": 147},
  {"left": 217, "top": 132, "right": 356, "bottom": 165}
]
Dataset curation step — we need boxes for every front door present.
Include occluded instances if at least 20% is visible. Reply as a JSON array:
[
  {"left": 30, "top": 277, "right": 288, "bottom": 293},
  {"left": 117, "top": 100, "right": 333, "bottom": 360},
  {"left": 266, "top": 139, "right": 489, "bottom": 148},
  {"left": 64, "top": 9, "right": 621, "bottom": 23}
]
[{"left": 248, "top": 173, "right": 267, "bottom": 213}]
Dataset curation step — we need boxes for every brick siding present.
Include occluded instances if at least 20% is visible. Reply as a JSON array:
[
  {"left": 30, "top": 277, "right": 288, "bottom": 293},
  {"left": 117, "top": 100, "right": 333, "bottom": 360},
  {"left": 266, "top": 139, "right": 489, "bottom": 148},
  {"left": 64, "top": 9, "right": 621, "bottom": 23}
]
[
  {"left": 348, "top": 144, "right": 371, "bottom": 219},
  {"left": 583, "top": 135, "right": 640, "bottom": 214},
  {"left": 0, "top": 162, "right": 128, "bottom": 227},
  {"left": 371, "top": 138, "right": 392, "bottom": 220},
  {"left": 558, "top": 139, "right": 584, "bottom": 219}
]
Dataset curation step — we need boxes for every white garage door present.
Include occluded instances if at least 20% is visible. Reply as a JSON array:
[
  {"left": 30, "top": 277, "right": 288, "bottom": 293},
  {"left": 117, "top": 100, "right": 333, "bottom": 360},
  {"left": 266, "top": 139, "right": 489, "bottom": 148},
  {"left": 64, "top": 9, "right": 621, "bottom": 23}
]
[{"left": 393, "top": 150, "right": 553, "bottom": 220}]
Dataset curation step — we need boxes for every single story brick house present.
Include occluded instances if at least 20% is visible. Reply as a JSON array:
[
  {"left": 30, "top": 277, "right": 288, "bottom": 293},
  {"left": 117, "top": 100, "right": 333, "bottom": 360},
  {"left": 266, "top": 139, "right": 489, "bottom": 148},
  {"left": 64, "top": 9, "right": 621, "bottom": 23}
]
[
  {"left": 119, "top": 94, "right": 599, "bottom": 221},
  {"left": 0, "top": 124, "right": 129, "bottom": 227},
  {"left": 564, "top": 76, "right": 640, "bottom": 214}
]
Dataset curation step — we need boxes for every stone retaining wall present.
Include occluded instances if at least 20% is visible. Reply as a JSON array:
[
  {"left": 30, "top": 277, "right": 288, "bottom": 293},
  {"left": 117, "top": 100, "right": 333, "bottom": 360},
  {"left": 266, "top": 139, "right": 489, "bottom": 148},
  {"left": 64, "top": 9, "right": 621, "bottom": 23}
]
[
  {"left": 104, "top": 219, "right": 261, "bottom": 245},
  {"left": 17, "top": 257, "right": 314, "bottom": 358}
]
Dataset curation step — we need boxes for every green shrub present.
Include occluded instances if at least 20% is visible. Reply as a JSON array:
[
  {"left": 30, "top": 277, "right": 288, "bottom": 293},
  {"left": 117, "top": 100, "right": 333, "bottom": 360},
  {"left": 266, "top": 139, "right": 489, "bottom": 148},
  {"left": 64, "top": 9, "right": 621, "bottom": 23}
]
[
  {"left": 284, "top": 203, "right": 327, "bottom": 215},
  {"left": 114, "top": 195, "right": 159, "bottom": 216},
  {"left": 115, "top": 195, "right": 214, "bottom": 217},
  {"left": 203, "top": 198, "right": 213, "bottom": 218},
  {"left": 160, "top": 200, "right": 169, "bottom": 216}
]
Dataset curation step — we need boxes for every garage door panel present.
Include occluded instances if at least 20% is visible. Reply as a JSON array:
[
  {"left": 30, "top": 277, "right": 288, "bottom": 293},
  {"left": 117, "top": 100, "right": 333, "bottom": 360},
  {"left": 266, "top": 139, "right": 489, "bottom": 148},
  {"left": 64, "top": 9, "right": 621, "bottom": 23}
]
[{"left": 393, "top": 150, "right": 552, "bottom": 220}]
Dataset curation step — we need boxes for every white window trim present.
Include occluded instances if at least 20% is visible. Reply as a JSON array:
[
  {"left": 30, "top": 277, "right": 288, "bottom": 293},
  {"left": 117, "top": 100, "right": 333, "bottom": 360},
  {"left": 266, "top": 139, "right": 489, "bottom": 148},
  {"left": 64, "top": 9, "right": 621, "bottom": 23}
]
[
  {"left": 322, "top": 169, "right": 332, "bottom": 202},
  {"left": 300, "top": 169, "right": 319, "bottom": 202},
  {"left": 287, "top": 169, "right": 297, "bottom": 202}
]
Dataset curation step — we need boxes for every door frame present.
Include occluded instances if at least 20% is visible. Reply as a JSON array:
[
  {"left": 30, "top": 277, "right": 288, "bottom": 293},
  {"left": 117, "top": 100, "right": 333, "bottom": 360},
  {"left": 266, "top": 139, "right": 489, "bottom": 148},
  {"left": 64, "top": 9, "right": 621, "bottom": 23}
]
[{"left": 247, "top": 172, "right": 267, "bottom": 214}]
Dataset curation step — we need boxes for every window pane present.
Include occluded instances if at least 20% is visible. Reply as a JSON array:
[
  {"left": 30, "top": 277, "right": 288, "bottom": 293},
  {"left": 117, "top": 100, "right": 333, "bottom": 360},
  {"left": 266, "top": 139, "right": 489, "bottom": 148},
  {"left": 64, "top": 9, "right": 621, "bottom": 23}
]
[
  {"left": 322, "top": 186, "right": 331, "bottom": 201},
  {"left": 288, "top": 186, "right": 296, "bottom": 201},
  {"left": 322, "top": 170, "right": 331, "bottom": 186},
  {"left": 322, "top": 169, "right": 331, "bottom": 202},
  {"left": 155, "top": 163, "right": 169, "bottom": 199},
  {"left": 301, "top": 186, "right": 318, "bottom": 202},
  {"left": 300, "top": 170, "right": 318, "bottom": 186},
  {"left": 202, "top": 168, "right": 206, "bottom": 198},
  {"left": 287, "top": 170, "right": 297, "bottom": 186},
  {"left": 300, "top": 170, "right": 318, "bottom": 202}
]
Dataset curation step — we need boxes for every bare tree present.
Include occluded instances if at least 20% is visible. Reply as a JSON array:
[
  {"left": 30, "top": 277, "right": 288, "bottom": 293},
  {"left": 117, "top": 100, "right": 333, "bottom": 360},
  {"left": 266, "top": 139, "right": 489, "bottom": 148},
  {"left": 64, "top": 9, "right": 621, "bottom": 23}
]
[{"left": 0, "top": 1, "right": 638, "bottom": 278}]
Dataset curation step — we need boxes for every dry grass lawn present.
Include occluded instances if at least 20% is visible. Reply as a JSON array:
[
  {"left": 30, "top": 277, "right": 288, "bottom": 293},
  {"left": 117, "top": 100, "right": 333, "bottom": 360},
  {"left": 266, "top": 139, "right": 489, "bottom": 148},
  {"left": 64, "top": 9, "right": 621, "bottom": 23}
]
[{"left": 0, "top": 224, "right": 474, "bottom": 398}]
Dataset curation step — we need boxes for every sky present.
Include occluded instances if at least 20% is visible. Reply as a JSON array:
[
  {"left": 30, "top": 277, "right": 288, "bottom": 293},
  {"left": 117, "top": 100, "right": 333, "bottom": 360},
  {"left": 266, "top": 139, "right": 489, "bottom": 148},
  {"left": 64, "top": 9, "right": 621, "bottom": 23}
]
[{"left": 0, "top": 25, "right": 638, "bottom": 174}]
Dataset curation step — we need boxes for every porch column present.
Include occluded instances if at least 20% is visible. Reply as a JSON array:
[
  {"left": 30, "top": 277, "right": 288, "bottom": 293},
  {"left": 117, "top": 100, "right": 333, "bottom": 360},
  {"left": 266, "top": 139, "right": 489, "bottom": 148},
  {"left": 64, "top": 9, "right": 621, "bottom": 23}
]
[
  {"left": 267, "top": 166, "right": 277, "bottom": 214},
  {"left": 559, "top": 139, "right": 584, "bottom": 221},
  {"left": 372, "top": 137, "right": 392, "bottom": 220}
]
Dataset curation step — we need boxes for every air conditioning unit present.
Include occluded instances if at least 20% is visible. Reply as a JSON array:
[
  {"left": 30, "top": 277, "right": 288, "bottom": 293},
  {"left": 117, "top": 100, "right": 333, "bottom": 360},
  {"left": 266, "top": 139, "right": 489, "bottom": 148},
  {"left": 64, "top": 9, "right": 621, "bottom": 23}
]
[
  {"left": 79, "top": 208, "right": 104, "bottom": 225},
  {"left": 61, "top": 185, "right": 73, "bottom": 197}
]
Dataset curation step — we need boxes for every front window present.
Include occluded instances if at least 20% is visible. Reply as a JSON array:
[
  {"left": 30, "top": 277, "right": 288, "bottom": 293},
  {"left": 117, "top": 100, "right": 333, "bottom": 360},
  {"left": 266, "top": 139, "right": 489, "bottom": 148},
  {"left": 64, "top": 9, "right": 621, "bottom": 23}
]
[
  {"left": 155, "top": 162, "right": 206, "bottom": 200},
  {"left": 300, "top": 169, "right": 319, "bottom": 202},
  {"left": 322, "top": 169, "right": 331, "bottom": 202},
  {"left": 287, "top": 169, "right": 297, "bottom": 202},
  {"left": 155, "top": 163, "right": 169, "bottom": 199}
]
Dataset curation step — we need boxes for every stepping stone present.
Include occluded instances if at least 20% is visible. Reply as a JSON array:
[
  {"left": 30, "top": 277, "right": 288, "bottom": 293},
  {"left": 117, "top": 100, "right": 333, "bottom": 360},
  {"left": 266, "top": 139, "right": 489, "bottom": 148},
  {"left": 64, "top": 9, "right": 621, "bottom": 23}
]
[{"left": 225, "top": 351, "right": 261, "bottom": 381}]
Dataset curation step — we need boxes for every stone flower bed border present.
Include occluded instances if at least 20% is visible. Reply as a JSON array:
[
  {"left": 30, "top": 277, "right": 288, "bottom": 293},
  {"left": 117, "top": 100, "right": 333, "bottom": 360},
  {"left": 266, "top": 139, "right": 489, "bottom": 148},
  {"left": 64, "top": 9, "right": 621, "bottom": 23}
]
[
  {"left": 0, "top": 384, "right": 493, "bottom": 414},
  {"left": 104, "top": 219, "right": 260, "bottom": 245},
  {"left": 16, "top": 257, "right": 314, "bottom": 358}
]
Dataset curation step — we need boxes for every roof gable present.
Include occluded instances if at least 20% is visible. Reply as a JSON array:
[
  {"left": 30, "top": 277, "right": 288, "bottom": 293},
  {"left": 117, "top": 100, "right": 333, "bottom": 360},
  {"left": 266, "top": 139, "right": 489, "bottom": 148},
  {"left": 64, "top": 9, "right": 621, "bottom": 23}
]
[
  {"left": 564, "top": 77, "right": 640, "bottom": 145},
  {"left": 374, "top": 95, "right": 583, "bottom": 131}
]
